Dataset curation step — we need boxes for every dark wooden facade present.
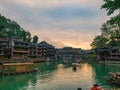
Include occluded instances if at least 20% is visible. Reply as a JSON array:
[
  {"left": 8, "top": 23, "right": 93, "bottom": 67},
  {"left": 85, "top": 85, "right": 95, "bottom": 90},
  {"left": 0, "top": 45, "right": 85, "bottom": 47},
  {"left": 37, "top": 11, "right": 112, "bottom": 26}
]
[
  {"left": 96, "top": 46, "right": 120, "bottom": 62},
  {"left": 0, "top": 38, "right": 12, "bottom": 58},
  {"left": 56, "top": 47, "right": 82, "bottom": 60},
  {"left": 38, "top": 41, "right": 56, "bottom": 59},
  {"left": 0, "top": 37, "right": 56, "bottom": 60},
  {"left": 12, "top": 37, "right": 29, "bottom": 59},
  {"left": 0, "top": 37, "right": 29, "bottom": 60}
]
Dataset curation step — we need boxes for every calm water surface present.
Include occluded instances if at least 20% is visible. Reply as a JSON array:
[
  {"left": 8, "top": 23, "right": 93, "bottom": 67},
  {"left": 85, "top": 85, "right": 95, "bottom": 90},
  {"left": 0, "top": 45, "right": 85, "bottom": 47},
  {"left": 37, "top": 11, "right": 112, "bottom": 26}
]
[{"left": 0, "top": 61, "right": 120, "bottom": 90}]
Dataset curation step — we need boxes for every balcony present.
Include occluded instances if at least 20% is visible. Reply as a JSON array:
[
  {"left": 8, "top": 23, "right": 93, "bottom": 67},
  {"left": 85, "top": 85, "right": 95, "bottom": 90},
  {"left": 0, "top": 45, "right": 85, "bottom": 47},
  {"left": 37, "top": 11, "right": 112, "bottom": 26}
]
[
  {"left": 110, "top": 53, "right": 120, "bottom": 55},
  {"left": 13, "top": 50, "right": 29, "bottom": 54}
]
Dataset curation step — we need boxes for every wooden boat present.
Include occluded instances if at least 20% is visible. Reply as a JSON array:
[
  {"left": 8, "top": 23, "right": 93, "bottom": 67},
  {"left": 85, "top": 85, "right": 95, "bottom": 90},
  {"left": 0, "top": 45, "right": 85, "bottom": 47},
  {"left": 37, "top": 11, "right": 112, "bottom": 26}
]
[
  {"left": 72, "top": 63, "right": 77, "bottom": 69},
  {"left": 0, "top": 62, "right": 38, "bottom": 76},
  {"left": 104, "top": 72, "right": 120, "bottom": 85},
  {"left": 76, "top": 59, "right": 84, "bottom": 63},
  {"left": 72, "top": 63, "right": 80, "bottom": 67},
  {"left": 63, "top": 60, "right": 68, "bottom": 64}
]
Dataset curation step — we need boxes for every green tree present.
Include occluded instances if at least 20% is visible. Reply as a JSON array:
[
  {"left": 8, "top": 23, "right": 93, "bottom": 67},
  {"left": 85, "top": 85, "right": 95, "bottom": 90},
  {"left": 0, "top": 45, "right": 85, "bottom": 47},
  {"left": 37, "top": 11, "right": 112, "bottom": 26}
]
[
  {"left": 102, "top": 0, "right": 120, "bottom": 15},
  {"left": 32, "top": 35, "right": 38, "bottom": 43},
  {"left": 107, "top": 15, "right": 120, "bottom": 41},
  {"left": 25, "top": 31, "right": 31, "bottom": 42},
  {"left": 91, "top": 18, "right": 120, "bottom": 49},
  {"left": 100, "top": 23, "right": 110, "bottom": 39},
  {"left": 0, "top": 14, "right": 32, "bottom": 42},
  {"left": 91, "top": 0, "right": 120, "bottom": 49},
  {"left": 91, "top": 35, "right": 108, "bottom": 49}
]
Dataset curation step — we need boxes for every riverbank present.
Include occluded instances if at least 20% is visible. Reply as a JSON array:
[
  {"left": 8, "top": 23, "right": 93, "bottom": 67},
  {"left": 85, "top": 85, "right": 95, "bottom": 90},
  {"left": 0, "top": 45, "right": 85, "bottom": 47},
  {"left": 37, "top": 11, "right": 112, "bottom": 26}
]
[
  {"left": 99, "top": 61, "right": 120, "bottom": 64},
  {"left": 0, "top": 58, "right": 57, "bottom": 63}
]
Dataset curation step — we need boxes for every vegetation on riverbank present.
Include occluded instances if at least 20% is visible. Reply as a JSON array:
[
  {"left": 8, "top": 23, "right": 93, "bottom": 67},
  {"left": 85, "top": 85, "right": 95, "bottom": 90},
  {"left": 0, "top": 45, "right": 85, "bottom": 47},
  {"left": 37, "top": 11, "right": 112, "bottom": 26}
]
[
  {"left": 0, "top": 14, "right": 38, "bottom": 43},
  {"left": 83, "top": 54, "right": 97, "bottom": 61},
  {"left": 91, "top": 0, "right": 120, "bottom": 50}
]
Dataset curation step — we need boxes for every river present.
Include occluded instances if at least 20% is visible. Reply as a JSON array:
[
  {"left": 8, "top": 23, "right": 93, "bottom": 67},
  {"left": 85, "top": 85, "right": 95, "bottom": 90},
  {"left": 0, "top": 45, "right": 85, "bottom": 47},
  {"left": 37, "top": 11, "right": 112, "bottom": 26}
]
[{"left": 0, "top": 61, "right": 120, "bottom": 90}]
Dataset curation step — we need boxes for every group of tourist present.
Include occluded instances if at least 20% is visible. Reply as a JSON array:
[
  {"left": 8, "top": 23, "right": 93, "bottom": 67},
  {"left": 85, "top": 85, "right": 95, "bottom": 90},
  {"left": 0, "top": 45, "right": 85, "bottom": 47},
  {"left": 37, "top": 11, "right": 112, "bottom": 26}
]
[{"left": 77, "top": 84, "right": 102, "bottom": 90}]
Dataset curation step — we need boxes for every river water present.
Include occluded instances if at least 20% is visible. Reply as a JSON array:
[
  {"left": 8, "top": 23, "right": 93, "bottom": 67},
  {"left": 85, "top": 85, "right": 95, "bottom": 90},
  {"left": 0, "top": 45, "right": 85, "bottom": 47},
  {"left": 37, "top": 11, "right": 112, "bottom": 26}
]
[{"left": 0, "top": 61, "right": 120, "bottom": 90}]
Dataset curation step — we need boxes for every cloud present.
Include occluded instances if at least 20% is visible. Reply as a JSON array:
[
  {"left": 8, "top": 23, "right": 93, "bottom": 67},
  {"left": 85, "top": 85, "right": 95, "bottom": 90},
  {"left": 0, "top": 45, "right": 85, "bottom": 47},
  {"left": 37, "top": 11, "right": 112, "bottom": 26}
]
[
  {"left": 0, "top": 0, "right": 110, "bottom": 49},
  {"left": 5, "top": 0, "right": 103, "bottom": 8},
  {"left": 30, "top": 28, "right": 96, "bottom": 49}
]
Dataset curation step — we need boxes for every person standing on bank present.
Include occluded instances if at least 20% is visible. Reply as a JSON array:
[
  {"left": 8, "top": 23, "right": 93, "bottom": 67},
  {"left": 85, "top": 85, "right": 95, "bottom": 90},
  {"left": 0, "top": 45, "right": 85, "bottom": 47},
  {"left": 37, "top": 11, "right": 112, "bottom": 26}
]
[{"left": 90, "top": 84, "right": 102, "bottom": 90}]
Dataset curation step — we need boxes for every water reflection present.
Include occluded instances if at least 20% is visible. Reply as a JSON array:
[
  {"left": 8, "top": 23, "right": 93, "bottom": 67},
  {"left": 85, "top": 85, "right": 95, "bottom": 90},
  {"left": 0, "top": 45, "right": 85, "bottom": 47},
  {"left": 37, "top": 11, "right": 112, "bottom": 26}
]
[
  {"left": 0, "top": 61, "right": 120, "bottom": 90},
  {"left": 0, "top": 73, "right": 37, "bottom": 90},
  {"left": 33, "top": 62, "right": 95, "bottom": 90},
  {"left": 90, "top": 62, "right": 120, "bottom": 89}
]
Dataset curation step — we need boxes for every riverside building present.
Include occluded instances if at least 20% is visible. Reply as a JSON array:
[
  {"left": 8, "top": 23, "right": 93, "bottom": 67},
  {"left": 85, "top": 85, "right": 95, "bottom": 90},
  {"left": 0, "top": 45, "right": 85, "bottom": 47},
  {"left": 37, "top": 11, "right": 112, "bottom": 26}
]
[
  {"left": 0, "top": 37, "right": 56, "bottom": 61},
  {"left": 56, "top": 47, "right": 82, "bottom": 60},
  {"left": 96, "top": 46, "right": 120, "bottom": 62}
]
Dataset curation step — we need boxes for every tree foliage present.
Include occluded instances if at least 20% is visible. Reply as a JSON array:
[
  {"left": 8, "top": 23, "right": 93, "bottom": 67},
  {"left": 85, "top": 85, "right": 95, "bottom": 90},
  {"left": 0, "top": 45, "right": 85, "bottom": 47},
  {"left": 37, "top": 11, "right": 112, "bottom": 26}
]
[
  {"left": 91, "top": 35, "right": 108, "bottom": 49},
  {"left": 91, "top": 0, "right": 120, "bottom": 49},
  {"left": 0, "top": 14, "right": 32, "bottom": 42},
  {"left": 91, "top": 18, "right": 120, "bottom": 49},
  {"left": 32, "top": 35, "right": 38, "bottom": 44},
  {"left": 101, "top": 0, "right": 120, "bottom": 15}
]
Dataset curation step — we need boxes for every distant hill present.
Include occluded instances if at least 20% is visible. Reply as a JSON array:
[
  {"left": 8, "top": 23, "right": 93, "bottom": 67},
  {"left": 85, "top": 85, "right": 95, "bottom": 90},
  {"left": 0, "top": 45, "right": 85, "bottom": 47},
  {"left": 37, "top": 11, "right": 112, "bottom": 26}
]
[{"left": 0, "top": 14, "right": 31, "bottom": 42}]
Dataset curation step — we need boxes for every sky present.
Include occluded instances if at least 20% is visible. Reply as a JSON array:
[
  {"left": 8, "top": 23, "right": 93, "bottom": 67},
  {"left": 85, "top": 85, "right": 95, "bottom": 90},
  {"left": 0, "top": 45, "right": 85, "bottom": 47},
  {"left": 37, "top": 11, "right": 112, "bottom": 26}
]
[{"left": 0, "top": 0, "right": 112, "bottom": 49}]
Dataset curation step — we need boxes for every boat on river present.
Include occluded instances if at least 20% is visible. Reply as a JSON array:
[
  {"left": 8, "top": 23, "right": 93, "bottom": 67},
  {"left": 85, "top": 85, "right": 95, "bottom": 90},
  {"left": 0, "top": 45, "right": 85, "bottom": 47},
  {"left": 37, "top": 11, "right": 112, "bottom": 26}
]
[
  {"left": 72, "top": 63, "right": 77, "bottom": 70},
  {"left": 0, "top": 62, "right": 38, "bottom": 76},
  {"left": 76, "top": 59, "right": 84, "bottom": 63},
  {"left": 63, "top": 60, "right": 68, "bottom": 64},
  {"left": 104, "top": 72, "right": 120, "bottom": 85},
  {"left": 72, "top": 63, "right": 81, "bottom": 67}
]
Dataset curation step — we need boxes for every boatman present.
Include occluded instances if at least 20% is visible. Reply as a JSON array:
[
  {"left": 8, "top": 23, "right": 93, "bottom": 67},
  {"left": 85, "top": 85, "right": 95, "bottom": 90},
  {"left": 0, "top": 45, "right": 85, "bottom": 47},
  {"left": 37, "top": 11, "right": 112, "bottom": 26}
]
[
  {"left": 77, "top": 88, "right": 82, "bottom": 90},
  {"left": 90, "top": 84, "right": 102, "bottom": 90}
]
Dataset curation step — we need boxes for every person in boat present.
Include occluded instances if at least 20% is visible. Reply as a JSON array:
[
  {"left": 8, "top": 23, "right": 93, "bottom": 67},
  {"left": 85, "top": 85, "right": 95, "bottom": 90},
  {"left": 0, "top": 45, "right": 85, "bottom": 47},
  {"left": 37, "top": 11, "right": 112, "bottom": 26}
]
[
  {"left": 116, "top": 74, "right": 120, "bottom": 79},
  {"left": 72, "top": 63, "right": 77, "bottom": 69},
  {"left": 72, "top": 64, "right": 77, "bottom": 72},
  {"left": 63, "top": 61, "right": 68, "bottom": 64},
  {"left": 90, "top": 84, "right": 102, "bottom": 90},
  {"left": 30, "top": 59, "right": 34, "bottom": 63},
  {"left": 77, "top": 88, "right": 82, "bottom": 90}
]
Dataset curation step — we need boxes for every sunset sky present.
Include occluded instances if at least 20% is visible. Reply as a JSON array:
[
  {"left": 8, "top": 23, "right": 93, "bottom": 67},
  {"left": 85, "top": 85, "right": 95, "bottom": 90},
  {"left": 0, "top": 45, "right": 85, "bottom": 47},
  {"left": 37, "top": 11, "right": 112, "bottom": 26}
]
[{"left": 0, "top": 0, "right": 112, "bottom": 49}]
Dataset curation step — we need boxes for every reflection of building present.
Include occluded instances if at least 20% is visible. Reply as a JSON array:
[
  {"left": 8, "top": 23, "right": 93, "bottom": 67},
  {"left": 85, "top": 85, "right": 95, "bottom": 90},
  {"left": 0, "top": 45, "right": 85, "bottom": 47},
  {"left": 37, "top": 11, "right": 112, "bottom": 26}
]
[
  {"left": 0, "top": 72, "right": 37, "bottom": 90},
  {"left": 96, "top": 46, "right": 120, "bottom": 62},
  {"left": 56, "top": 47, "right": 82, "bottom": 60}
]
